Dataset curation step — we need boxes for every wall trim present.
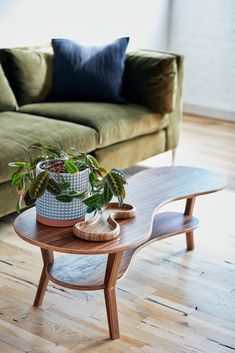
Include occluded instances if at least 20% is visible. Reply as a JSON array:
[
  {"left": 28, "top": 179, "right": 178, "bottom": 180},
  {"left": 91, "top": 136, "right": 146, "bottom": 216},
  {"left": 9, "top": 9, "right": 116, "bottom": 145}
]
[{"left": 183, "top": 103, "right": 235, "bottom": 123}]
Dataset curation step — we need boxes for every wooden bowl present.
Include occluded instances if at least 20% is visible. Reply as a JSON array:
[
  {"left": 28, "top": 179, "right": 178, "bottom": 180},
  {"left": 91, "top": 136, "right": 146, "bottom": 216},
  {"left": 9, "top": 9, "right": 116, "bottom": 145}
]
[{"left": 73, "top": 202, "right": 136, "bottom": 241}]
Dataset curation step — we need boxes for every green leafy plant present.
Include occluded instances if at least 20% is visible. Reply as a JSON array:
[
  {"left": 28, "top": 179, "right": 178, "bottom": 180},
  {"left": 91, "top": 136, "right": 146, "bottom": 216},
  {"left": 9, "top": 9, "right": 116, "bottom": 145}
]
[{"left": 9, "top": 143, "right": 127, "bottom": 213}]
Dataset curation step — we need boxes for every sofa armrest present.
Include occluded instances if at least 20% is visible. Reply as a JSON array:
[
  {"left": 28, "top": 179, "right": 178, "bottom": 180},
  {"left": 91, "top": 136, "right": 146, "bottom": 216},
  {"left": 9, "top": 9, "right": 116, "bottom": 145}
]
[
  {"left": 122, "top": 50, "right": 182, "bottom": 115},
  {"left": 164, "top": 52, "right": 184, "bottom": 150}
]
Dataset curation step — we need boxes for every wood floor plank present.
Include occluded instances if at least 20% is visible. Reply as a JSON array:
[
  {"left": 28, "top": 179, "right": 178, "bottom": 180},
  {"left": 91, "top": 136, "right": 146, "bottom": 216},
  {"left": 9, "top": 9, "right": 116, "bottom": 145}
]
[
  {"left": 0, "top": 115, "right": 235, "bottom": 352},
  {"left": 0, "top": 319, "right": 69, "bottom": 353}
]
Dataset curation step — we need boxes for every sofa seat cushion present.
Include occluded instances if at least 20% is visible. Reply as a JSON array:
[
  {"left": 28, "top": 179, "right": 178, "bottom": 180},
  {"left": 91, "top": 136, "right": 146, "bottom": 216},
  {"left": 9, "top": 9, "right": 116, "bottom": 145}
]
[
  {"left": 0, "top": 112, "right": 97, "bottom": 184},
  {"left": 19, "top": 102, "right": 169, "bottom": 148}
]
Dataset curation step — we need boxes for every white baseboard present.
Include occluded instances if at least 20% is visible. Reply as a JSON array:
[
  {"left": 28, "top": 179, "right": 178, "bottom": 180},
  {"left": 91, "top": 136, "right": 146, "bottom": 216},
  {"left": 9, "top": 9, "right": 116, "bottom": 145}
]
[{"left": 183, "top": 104, "right": 235, "bottom": 123}]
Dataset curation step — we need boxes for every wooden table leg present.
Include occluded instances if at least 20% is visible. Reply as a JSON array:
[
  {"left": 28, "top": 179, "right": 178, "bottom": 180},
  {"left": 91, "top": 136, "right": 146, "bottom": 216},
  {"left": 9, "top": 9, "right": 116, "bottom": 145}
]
[
  {"left": 184, "top": 197, "right": 196, "bottom": 251},
  {"left": 104, "top": 252, "right": 123, "bottom": 340},
  {"left": 33, "top": 248, "right": 54, "bottom": 307}
]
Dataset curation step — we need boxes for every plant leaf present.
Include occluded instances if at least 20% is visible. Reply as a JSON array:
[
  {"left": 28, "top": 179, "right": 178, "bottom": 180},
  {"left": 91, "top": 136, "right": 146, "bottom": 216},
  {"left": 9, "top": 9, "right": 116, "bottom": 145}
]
[
  {"left": 8, "top": 162, "right": 29, "bottom": 168},
  {"left": 29, "top": 157, "right": 44, "bottom": 169},
  {"left": 29, "top": 171, "right": 49, "bottom": 199},
  {"left": 11, "top": 173, "right": 28, "bottom": 187},
  {"left": 24, "top": 190, "right": 36, "bottom": 206},
  {"left": 60, "top": 151, "right": 69, "bottom": 160},
  {"left": 117, "top": 195, "right": 123, "bottom": 206},
  {"left": 111, "top": 168, "right": 127, "bottom": 184},
  {"left": 70, "top": 147, "right": 81, "bottom": 154},
  {"left": 16, "top": 200, "right": 21, "bottom": 213},
  {"left": 55, "top": 194, "right": 74, "bottom": 202},
  {"left": 43, "top": 145, "right": 61, "bottom": 157},
  {"left": 64, "top": 160, "right": 79, "bottom": 174},
  {"left": 28, "top": 142, "right": 43, "bottom": 150},
  {"left": 106, "top": 172, "right": 121, "bottom": 197},
  {"left": 98, "top": 167, "right": 107, "bottom": 176},
  {"left": 87, "top": 155, "right": 100, "bottom": 168},
  {"left": 89, "top": 171, "right": 98, "bottom": 186},
  {"left": 68, "top": 190, "right": 86, "bottom": 198},
  {"left": 46, "top": 178, "right": 61, "bottom": 195},
  {"left": 86, "top": 206, "right": 96, "bottom": 213},
  {"left": 11, "top": 167, "right": 24, "bottom": 178},
  {"left": 102, "top": 182, "right": 113, "bottom": 204},
  {"left": 83, "top": 193, "right": 103, "bottom": 207},
  {"left": 58, "top": 181, "right": 70, "bottom": 191},
  {"left": 106, "top": 172, "right": 126, "bottom": 203},
  {"left": 111, "top": 173, "right": 127, "bottom": 187},
  {"left": 121, "top": 186, "right": 126, "bottom": 199}
]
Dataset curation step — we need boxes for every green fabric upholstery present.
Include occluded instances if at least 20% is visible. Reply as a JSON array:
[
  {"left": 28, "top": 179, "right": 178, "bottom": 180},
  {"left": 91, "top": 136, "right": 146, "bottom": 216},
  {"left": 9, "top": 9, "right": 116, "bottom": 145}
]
[
  {"left": 0, "top": 48, "right": 184, "bottom": 219},
  {"left": 0, "top": 49, "right": 53, "bottom": 105},
  {"left": 0, "top": 64, "right": 18, "bottom": 111},
  {"left": 122, "top": 51, "right": 176, "bottom": 115},
  {"left": 94, "top": 130, "right": 166, "bottom": 170},
  {"left": 165, "top": 53, "right": 184, "bottom": 150},
  {"left": 0, "top": 111, "right": 97, "bottom": 183},
  {"left": 19, "top": 102, "right": 169, "bottom": 148},
  {"left": 0, "top": 129, "right": 165, "bottom": 217},
  {"left": 0, "top": 180, "right": 19, "bottom": 218}
]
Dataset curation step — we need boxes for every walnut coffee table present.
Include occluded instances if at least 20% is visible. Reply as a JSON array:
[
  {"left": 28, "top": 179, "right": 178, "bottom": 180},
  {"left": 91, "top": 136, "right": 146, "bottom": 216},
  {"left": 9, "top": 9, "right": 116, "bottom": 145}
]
[{"left": 14, "top": 166, "right": 226, "bottom": 339}]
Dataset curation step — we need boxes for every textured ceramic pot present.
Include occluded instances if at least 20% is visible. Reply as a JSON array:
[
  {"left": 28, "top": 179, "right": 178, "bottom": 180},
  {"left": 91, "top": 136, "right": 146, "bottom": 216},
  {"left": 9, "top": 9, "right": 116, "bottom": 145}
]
[{"left": 35, "top": 161, "right": 89, "bottom": 227}]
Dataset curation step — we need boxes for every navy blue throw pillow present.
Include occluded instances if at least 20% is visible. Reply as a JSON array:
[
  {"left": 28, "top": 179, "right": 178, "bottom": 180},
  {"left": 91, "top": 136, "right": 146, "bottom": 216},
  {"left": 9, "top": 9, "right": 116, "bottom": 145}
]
[{"left": 50, "top": 37, "right": 129, "bottom": 103}]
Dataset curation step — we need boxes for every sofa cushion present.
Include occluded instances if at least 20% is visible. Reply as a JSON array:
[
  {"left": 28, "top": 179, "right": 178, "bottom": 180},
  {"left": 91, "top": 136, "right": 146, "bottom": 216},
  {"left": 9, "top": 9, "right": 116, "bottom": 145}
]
[
  {"left": 49, "top": 38, "right": 129, "bottom": 103},
  {"left": 122, "top": 51, "right": 176, "bottom": 115},
  {"left": 0, "top": 48, "right": 53, "bottom": 105},
  {"left": 0, "top": 64, "right": 18, "bottom": 111},
  {"left": 19, "top": 102, "right": 169, "bottom": 148},
  {"left": 0, "top": 112, "right": 97, "bottom": 184},
  {"left": 94, "top": 130, "right": 166, "bottom": 170}
]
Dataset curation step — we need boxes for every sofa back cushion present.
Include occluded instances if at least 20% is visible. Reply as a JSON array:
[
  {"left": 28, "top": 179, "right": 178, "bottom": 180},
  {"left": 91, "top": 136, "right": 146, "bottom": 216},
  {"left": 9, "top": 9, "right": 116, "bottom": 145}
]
[
  {"left": 122, "top": 50, "right": 177, "bottom": 114},
  {"left": 0, "top": 64, "right": 18, "bottom": 111},
  {"left": 0, "top": 46, "right": 177, "bottom": 115},
  {"left": 0, "top": 48, "right": 53, "bottom": 105}
]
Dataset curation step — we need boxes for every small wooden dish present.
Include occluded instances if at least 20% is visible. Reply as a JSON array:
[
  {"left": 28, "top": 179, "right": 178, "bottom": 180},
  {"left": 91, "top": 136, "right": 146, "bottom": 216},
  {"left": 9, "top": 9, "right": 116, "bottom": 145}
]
[{"left": 73, "top": 202, "right": 136, "bottom": 241}]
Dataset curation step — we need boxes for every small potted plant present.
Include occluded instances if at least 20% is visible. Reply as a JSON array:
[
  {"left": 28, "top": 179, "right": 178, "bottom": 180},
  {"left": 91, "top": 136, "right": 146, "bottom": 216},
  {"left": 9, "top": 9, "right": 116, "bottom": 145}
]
[{"left": 9, "top": 143, "right": 127, "bottom": 227}]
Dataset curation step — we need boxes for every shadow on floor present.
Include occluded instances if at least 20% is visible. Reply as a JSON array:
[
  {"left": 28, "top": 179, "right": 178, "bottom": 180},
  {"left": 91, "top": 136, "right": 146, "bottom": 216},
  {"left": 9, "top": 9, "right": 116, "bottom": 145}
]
[{"left": 123, "top": 165, "right": 149, "bottom": 178}]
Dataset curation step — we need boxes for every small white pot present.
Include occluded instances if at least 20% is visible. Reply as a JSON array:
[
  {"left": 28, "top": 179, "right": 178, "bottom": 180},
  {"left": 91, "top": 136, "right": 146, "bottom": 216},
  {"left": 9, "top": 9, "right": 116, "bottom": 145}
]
[{"left": 35, "top": 160, "right": 89, "bottom": 227}]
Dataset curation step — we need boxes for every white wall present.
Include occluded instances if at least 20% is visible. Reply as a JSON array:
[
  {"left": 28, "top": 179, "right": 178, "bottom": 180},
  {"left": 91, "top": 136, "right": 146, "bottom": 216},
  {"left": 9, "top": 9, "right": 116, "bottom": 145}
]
[
  {"left": 0, "top": 0, "right": 169, "bottom": 50},
  {"left": 2, "top": 0, "right": 234, "bottom": 122},
  {"left": 168, "top": 0, "right": 235, "bottom": 122}
]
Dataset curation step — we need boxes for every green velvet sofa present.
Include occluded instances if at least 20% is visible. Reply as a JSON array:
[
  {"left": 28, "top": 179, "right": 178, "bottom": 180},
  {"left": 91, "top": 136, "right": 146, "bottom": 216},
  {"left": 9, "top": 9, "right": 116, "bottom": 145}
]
[{"left": 0, "top": 46, "right": 183, "bottom": 217}]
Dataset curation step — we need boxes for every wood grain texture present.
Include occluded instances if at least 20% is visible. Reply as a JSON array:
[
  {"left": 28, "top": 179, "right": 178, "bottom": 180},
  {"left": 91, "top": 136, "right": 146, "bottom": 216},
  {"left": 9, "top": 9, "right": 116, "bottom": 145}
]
[
  {"left": 13, "top": 167, "right": 226, "bottom": 255},
  {"left": 33, "top": 249, "right": 53, "bottom": 306},
  {"left": 104, "top": 252, "right": 124, "bottom": 339},
  {"left": 46, "top": 212, "right": 199, "bottom": 291},
  {"left": 47, "top": 254, "right": 107, "bottom": 290},
  {"left": 1, "top": 115, "right": 234, "bottom": 351},
  {"left": 73, "top": 203, "right": 136, "bottom": 242},
  {"left": 184, "top": 198, "right": 196, "bottom": 250}
]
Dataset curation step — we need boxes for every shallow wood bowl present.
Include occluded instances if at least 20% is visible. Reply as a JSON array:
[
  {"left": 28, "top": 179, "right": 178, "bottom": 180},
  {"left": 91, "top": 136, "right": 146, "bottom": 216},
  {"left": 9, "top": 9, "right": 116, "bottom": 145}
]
[{"left": 73, "top": 202, "right": 136, "bottom": 242}]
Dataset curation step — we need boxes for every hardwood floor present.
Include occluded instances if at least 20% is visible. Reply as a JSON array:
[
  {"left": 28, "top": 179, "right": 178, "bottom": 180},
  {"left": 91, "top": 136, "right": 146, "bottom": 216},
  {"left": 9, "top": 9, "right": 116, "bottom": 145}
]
[
  {"left": 128, "top": 114, "right": 235, "bottom": 191},
  {"left": 0, "top": 115, "right": 235, "bottom": 352}
]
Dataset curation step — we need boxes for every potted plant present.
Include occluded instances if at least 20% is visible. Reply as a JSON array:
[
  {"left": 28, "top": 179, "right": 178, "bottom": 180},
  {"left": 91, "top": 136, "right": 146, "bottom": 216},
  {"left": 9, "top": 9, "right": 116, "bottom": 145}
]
[{"left": 9, "top": 143, "right": 127, "bottom": 227}]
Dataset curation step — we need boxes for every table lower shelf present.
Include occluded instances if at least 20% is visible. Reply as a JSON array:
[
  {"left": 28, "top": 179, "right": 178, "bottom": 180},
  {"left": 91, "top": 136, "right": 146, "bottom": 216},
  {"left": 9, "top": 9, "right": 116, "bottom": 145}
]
[{"left": 47, "top": 212, "right": 199, "bottom": 291}]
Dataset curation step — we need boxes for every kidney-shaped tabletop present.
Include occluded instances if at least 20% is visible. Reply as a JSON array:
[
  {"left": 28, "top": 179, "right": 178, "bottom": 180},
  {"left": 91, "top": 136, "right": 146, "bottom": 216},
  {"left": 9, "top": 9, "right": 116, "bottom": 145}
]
[{"left": 14, "top": 166, "right": 226, "bottom": 255}]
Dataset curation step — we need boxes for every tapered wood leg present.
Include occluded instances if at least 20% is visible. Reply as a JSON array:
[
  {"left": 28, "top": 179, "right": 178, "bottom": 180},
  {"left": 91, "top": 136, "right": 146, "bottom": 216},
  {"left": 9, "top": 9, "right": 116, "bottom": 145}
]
[
  {"left": 186, "top": 231, "right": 194, "bottom": 250},
  {"left": 33, "top": 266, "right": 49, "bottom": 307},
  {"left": 104, "top": 287, "right": 119, "bottom": 339},
  {"left": 184, "top": 198, "right": 196, "bottom": 251},
  {"left": 104, "top": 252, "right": 123, "bottom": 339},
  {"left": 33, "top": 248, "right": 54, "bottom": 307}
]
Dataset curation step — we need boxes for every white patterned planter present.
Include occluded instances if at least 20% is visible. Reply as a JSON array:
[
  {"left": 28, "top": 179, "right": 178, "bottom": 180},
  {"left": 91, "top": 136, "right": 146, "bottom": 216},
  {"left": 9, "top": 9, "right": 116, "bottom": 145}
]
[{"left": 35, "top": 161, "right": 89, "bottom": 227}]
